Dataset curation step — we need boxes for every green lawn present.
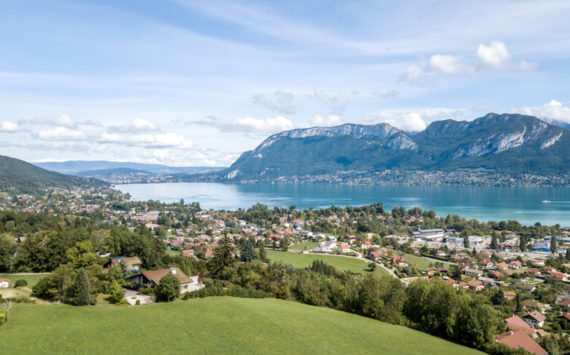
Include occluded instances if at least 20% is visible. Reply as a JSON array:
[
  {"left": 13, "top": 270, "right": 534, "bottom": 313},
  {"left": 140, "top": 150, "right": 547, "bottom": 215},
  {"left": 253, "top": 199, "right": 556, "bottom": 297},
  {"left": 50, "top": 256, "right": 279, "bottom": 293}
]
[
  {"left": 266, "top": 250, "right": 389, "bottom": 276},
  {"left": 166, "top": 249, "right": 181, "bottom": 256},
  {"left": 0, "top": 297, "right": 483, "bottom": 355},
  {"left": 392, "top": 252, "right": 451, "bottom": 271},
  {"left": 0, "top": 273, "right": 48, "bottom": 288},
  {"left": 289, "top": 241, "right": 318, "bottom": 250}
]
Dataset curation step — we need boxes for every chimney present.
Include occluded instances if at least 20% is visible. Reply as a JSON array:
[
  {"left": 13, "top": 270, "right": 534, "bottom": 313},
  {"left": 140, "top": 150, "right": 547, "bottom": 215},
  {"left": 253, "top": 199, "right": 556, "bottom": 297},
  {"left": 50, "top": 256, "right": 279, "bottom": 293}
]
[{"left": 170, "top": 268, "right": 176, "bottom": 274}]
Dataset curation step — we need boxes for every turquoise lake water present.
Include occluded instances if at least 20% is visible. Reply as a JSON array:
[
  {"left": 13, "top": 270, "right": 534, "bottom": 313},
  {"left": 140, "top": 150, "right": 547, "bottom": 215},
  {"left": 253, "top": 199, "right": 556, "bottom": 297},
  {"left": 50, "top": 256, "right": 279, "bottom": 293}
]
[{"left": 116, "top": 183, "right": 570, "bottom": 226}]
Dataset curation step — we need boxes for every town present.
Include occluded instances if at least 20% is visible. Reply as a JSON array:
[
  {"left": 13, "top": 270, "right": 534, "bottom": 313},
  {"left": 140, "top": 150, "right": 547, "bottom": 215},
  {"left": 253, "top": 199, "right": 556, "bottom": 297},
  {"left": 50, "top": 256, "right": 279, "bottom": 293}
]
[{"left": 1, "top": 186, "right": 569, "bottom": 355}]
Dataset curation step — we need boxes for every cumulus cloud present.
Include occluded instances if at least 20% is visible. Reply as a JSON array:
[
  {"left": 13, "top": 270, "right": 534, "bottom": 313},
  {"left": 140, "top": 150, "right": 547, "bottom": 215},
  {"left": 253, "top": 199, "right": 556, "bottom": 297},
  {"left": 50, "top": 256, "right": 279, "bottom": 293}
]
[
  {"left": 0, "top": 121, "right": 22, "bottom": 132},
  {"left": 365, "top": 109, "right": 466, "bottom": 132},
  {"left": 403, "top": 41, "right": 536, "bottom": 81},
  {"left": 108, "top": 118, "right": 157, "bottom": 133},
  {"left": 36, "top": 127, "right": 87, "bottom": 141},
  {"left": 516, "top": 100, "right": 570, "bottom": 123},
  {"left": 188, "top": 115, "right": 293, "bottom": 134},
  {"left": 311, "top": 114, "right": 341, "bottom": 126},
  {"left": 311, "top": 89, "right": 345, "bottom": 115},
  {"left": 30, "top": 114, "right": 77, "bottom": 128},
  {"left": 251, "top": 90, "right": 296, "bottom": 114},
  {"left": 477, "top": 41, "right": 510, "bottom": 68},
  {"left": 428, "top": 54, "right": 463, "bottom": 74}
]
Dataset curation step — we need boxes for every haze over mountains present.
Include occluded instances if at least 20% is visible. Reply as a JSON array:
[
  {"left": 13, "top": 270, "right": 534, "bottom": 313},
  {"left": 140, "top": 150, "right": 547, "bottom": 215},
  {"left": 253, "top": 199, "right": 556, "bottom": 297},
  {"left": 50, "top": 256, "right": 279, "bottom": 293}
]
[
  {"left": 212, "top": 113, "right": 570, "bottom": 183},
  {"left": 0, "top": 155, "right": 108, "bottom": 194}
]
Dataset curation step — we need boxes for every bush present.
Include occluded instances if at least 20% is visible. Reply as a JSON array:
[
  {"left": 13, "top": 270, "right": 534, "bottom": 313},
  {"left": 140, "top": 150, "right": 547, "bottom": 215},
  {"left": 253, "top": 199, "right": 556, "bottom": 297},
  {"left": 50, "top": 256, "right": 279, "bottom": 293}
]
[
  {"left": 156, "top": 274, "right": 180, "bottom": 302},
  {"left": 183, "top": 286, "right": 273, "bottom": 300},
  {"left": 14, "top": 279, "right": 28, "bottom": 288},
  {"left": 0, "top": 311, "right": 6, "bottom": 325}
]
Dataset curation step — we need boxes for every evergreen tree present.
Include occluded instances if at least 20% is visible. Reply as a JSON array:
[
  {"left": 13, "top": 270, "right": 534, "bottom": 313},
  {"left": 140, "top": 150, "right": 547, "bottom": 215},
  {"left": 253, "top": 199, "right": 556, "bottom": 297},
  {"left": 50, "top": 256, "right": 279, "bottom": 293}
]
[
  {"left": 566, "top": 247, "right": 570, "bottom": 261},
  {"left": 207, "top": 236, "right": 235, "bottom": 279},
  {"left": 551, "top": 237, "right": 558, "bottom": 254},
  {"left": 240, "top": 239, "right": 256, "bottom": 262},
  {"left": 71, "top": 268, "right": 91, "bottom": 306},
  {"left": 282, "top": 235, "right": 289, "bottom": 252},
  {"left": 519, "top": 235, "right": 527, "bottom": 252},
  {"left": 258, "top": 241, "right": 268, "bottom": 262},
  {"left": 118, "top": 259, "right": 129, "bottom": 278},
  {"left": 463, "top": 233, "right": 470, "bottom": 249},
  {"left": 490, "top": 232, "right": 498, "bottom": 250}
]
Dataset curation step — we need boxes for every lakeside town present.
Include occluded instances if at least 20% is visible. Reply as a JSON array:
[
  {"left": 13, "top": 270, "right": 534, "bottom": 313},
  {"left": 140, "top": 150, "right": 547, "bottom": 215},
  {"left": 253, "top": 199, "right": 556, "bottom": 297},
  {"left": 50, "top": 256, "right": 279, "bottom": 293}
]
[{"left": 1, "top": 186, "right": 570, "bottom": 354}]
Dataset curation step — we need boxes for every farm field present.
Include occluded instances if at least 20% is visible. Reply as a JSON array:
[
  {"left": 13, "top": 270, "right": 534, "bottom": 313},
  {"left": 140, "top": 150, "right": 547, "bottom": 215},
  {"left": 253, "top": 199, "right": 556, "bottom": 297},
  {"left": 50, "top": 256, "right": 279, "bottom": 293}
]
[
  {"left": 266, "top": 250, "right": 389, "bottom": 276},
  {"left": 0, "top": 273, "right": 48, "bottom": 288},
  {"left": 0, "top": 297, "right": 483, "bottom": 355}
]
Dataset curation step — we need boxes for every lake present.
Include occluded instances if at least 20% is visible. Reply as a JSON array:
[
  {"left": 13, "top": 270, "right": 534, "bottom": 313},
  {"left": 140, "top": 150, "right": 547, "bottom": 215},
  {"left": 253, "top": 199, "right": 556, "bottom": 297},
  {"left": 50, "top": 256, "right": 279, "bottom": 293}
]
[{"left": 115, "top": 183, "right": 570, "bottom": 226}]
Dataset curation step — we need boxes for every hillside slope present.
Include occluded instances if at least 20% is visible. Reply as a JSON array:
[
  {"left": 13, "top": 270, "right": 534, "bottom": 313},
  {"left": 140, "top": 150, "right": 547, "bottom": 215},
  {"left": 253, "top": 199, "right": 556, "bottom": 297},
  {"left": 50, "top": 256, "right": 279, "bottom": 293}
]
[
  {"left": 0, "top": 297, "right": 483, "bottom": 354},
  {"left": 216, "top": 113, "right": 570, "bottom": 181},
  {"left": 0, "top": 155, "right": 108, "bottom": 194}
]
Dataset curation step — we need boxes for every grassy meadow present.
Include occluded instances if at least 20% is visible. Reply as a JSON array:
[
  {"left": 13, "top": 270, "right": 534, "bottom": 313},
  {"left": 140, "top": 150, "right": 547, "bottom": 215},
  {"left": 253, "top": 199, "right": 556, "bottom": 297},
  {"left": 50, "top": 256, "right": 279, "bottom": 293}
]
[
  {"left": 266, "top": 250, "right": 389, "bottom": 276},
  {"left": 0, "top": 273, "right": 47, "bottom": 288},
  {"left": 0, "top": 297, "right": 483, "bottom": 355}
]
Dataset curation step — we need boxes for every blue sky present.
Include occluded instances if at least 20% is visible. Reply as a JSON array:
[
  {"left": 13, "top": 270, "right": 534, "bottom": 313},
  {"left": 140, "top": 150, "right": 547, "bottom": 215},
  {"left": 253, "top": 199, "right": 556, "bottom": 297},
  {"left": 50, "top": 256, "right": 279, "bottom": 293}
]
[{"left": 1, "top": 0, "right": 570, "bottom": 166}]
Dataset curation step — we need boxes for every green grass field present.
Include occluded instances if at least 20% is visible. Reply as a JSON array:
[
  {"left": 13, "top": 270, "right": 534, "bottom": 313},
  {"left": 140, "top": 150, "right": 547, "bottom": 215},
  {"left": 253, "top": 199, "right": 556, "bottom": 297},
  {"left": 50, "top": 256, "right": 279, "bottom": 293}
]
[
  {"left": 289, "top": 241, "right": 318, "bottom": 250},
  {"left": 0, "top": 273, "right": 48, "bottom": 288},
  {"left": 395, "top": 253, "right": 450, "bottom": 271},
  {"left": 0, "top": 297, "right": 483, "bottom": 354},
  {"left": 267, "top": 250, "right": 389, "bottom": 276}
]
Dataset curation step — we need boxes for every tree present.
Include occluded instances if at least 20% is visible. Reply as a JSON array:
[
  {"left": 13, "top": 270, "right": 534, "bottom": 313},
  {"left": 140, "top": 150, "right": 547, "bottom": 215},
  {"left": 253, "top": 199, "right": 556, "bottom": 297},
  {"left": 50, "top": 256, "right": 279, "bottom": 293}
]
[
  {"left": 282, "top": 235, "right": 289, "bottom": 252},
  {"left": 108, "top": 279, "right": 125, "bottom": 304},
  {"left": 207, "top": 237, "right": 235, "bottom": 279},
  {"left": 551, "top": 237, "right": 558, "bottom": 254},
  {"left": 118, "top": 259, "right": 129, "bottom": 278},
  {"left": 566, "top": 247, "right": 570, "bottom": 261},
  {"left": 259, "top": 241, "right": 268, "bottom": 262},
  {"left": 71, "top": 268, "right": 91, "bottom": 306},
  {"left": 519, "top": 235, "right": 527, "bottom": 252},
  {"left": 463, "top": 233, "right": 470, "bottom": 249},
  {"left": 490, "top": 232, "right": 498, "bottom": 250},
  {"left": 156, "top": 274, "right": 180, "bottom": 302},
  {"left": 0, "top": 237, "right": 16, "bottom": 272},
  {"left": 240, "top": 239, "right": 256, "bottom": 262}
]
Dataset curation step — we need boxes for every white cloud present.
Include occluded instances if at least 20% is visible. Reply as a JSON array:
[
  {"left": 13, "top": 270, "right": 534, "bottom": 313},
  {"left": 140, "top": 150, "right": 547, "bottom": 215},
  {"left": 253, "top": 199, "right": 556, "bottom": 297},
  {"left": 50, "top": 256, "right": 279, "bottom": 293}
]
[
  {"left": 428, "top": 54, "right": 463, "bottom": 74},
  {"left": 98, "top": 132, "right": 189, "bottom": 148},
  {"left": 188, "top": 115, "right": 293, "bottom": 134},
  {"left": 36, "top": 127, "right": 87, "bottom": 141},
  {"left": 235, "top": 116, "right": 293, "bottom": 133},
  {"left": 366, "top": 109, "right": 466, "bottom": 132},
  {"left": 516, "top": 60, "right": 538, "bottom": 71},
  {"left": 31, "top": 114, "right": 77, "bottom": 128},
  {"left": 0, "top": 121, "right": 22, "bottom": 132},
  {"left": 311, "top": 114, "right": 341, "bottom": 126},
  {"left": 516, "top": 100, "right": 570, "bottom": 123},
  {"left": 108, "top": 118, "right": 157, "bottom": 133},
  {"left": 477, "top": 41, "right": 510, "bottom": 68},
  {"left": 251, "top": 90, "right": 296, "bottom": 114}
]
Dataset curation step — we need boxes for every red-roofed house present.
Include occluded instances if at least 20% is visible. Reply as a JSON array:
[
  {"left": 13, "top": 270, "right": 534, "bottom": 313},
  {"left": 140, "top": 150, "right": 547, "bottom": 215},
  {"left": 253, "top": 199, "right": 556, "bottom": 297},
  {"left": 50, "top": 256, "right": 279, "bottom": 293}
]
[
  {"left": 0, "top": 278, "right": 10, "bottom": 288},
  {"left": 504, "top": 315, "right": 536, "bottom": 337},
  {"left": 182, "top": 249, "right": 195, "bottom": 258},
  {"left": 495, "top": 330, "right": 547, "bottom": 355},
  {"left": 131, "top": 267, "right": 204, "bottom": 294}
]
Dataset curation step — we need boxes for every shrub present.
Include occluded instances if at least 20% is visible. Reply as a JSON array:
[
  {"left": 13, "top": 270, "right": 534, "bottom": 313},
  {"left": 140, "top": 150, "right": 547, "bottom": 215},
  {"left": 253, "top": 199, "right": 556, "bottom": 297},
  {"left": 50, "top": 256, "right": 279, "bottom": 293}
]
[
  {"left": 0, "top": 311, "right": 6, "bottom": 325},
  {"left": 156, "top": 274, "right": 180, "bottom": 302},
  {"left": 14, "top": 279, "right": 28, "bottom": 288},
  {"left": 135, "top": 300, "right": 141, "bottom": 306}
]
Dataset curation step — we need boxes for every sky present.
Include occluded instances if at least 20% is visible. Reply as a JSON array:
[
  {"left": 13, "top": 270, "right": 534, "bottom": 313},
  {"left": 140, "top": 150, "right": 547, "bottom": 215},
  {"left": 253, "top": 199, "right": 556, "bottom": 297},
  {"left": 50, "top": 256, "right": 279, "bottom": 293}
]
[{"left": 1, "top": 0, "right": 570, "bottom": 167}]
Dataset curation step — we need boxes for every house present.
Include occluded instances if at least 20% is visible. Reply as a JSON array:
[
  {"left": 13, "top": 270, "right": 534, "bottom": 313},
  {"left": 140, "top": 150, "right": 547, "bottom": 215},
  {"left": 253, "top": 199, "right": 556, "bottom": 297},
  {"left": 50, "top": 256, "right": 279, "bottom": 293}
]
[
  {"left": 503, "top": 291, "right": 516, "bottom": 301},
  {"left": 496, "top": 262, "right": 508, "bottom": 269},
  {"left": 521, "top": 299, "right": 539, "bottom": 311},
  {"left": 0, "top": 278, "right": 10, "bottom": 288},
  {"left": 495, "top": 330, "right": 548, "bottom": 355},
  {"left": 504, "top": 315, "right": 536, "bottom": 337},
  {"left": 110, "top": 256, "right": 142, "bottom": 273},
  {"left": 359, "top": 240, "right": 371, "bottom": 249},
  {"left": 338, "top": 243, "right": 351, "bottom": 253},
  {"left": 467, "top": 279, "right": 484, "bottom": 292},
  {"left": 509, "top": 260, "right": 522, "bottom": 269},
  {"left": 391, "top": 256, "right": 408, "bottom": 267},
  {"left": 514, "top": 282, "right": 536, "bottom": 293},
  {"left": 479, "top": 259, "right": 494, "bottom": 269},
  {"left": 463, "top": 268, "right": 483, "bottom": 277},
  {"left": 368, "top": 251, "right": 382, "bottom": 262},
  {"left": 489, "top": 271, "right": 504, "bottom": 280},
  {"left": 131, "top": 267, "right": 204, "bottom": 294},
  {"left": 523, "top": 311, "right": 546, "bottom": 328},
  {"left": 314, "top": 236, "right": 337, "bottom": 253},
  {"left": 182, "top": 249, "right": 195, "bottom": 258}
]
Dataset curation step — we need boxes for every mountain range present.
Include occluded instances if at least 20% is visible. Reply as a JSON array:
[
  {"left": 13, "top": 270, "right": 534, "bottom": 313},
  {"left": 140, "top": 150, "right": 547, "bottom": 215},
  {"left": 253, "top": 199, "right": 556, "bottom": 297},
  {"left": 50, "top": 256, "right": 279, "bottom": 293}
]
[
  {"left": 0, "top": 155, "right": 108, "bottom": 194},
  {"left": 206, "top": 113, "right": 570, "bottom": 183}
]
